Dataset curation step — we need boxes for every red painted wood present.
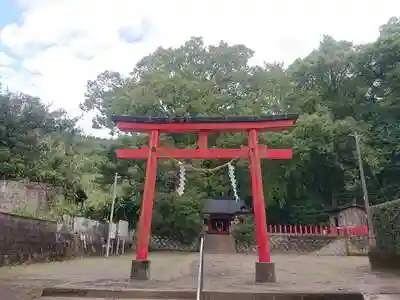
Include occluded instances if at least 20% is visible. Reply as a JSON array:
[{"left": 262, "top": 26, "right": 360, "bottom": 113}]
[
  {"left": 115, "top": 147, "right": 293, "bottom": 160},
  {"left": 265, "top": 223, "right": 368, "bottom": 236},
  {"left": 113, "top": 116, "right": 297, "bottom": 264},
  {"left": 248, "top": 129, "right": 270, "bottom": 263},
  {"left": 198, "top": 132, "right": 208, "bottom": 149},
  {"left": 116, "top": 119, "right": 295, "bottom": 133},
  {"left": 135, "top": 130, "right": 160, "bottom": 261}
]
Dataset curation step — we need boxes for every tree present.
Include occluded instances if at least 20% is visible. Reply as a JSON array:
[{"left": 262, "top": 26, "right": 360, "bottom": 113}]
[
  {"left": 352, "top": 17, "right": 400, "bottom": 201},
  {"left": 0, "top": 89, "right": 111, "bottom": 216},
  {"left": 81, "top": 33, "right": 397, "bottom": 225},
  {"left": 81, "top": 37, "right": 298, "bottom": 208},
  {"left": 2, "top": 17, "right": 394, "bottom": 227}
]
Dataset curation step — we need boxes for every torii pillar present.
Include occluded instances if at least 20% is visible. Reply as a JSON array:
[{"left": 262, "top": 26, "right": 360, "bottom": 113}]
[{"left": 112, "top": 114, "right": 298, "bottom": 283}]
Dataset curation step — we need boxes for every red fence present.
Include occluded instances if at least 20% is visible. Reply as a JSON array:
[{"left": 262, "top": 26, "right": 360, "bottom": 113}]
[{"left": 267, "top": 224, "right": 368, "bottom": 236}]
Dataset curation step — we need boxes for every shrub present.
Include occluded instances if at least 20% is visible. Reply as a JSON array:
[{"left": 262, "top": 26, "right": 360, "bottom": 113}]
[
  {"left": 370, "top": 199, "right": 400, "bottom": 253},
  {"left": 152, "top": 192, "right": 203, "bottom": 245},
  {"left": 231, "top": 216, "right": 255, "bottom": 245},
  {"left": 369, "top": 199, "right": 400, "bottom": 270}
]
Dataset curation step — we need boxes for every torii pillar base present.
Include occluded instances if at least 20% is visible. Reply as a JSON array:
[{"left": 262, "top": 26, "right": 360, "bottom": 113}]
[
  {"left": 130, "top": 260, "right": 150, "bottom": 280},
  {"left": 255, "top": 262, "right": 276, "bottom": 283}
]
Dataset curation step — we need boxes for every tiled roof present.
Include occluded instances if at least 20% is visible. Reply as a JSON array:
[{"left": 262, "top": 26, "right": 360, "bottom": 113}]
[
  {"left": 203, "top": 198, "right": 251, "bottom": 214},
  {"left": 111, "top": 114, "right": 298, "bottom": 124}
]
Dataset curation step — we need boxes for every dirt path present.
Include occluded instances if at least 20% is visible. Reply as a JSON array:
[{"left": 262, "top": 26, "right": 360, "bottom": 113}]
[
  {"left": 0, "top": 253, "right": 196, "bottom": 299},
  {"left": 202, "top": 254, "right": 400, "bottom": 294}
]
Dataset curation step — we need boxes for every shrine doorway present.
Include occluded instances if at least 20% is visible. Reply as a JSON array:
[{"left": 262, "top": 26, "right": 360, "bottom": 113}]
[
  {"left": 207, "top": 216, "right": 231, "bottom": 234},
  {"left": 204, "top": 197, "right": 251, "bottom": 234}
]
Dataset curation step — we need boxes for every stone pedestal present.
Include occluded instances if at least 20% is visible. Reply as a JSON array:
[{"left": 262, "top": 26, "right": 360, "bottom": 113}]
[
  {"left": 130, "top": 260, "right": 150, "bottom": 280},
  {"left": 255, "top": 262, "right": 276, "bottom": 282}
]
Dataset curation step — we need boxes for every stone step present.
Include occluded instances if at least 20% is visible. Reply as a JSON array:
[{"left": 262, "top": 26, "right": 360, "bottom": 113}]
[
  {"left": 204, "top": 234, "right": 236, "bottom": 254},
  {"left": 41, "top": 298, "right": 185, "bottom": 300},
  {"left": 37, "top": 295, "right": 400, "bottom": 300},
  {"left": 41, "top": 287, "right": 195, "bottom": 299},
  {"left": 40, "top": 290, "right": 367, "bottom": 300}
]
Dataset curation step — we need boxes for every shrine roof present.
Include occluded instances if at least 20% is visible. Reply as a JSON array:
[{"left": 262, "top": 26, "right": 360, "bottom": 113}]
[
  {"left": 111, "top": 114, "right": 298, "bottom": 124},
  {"left": 203, "top": 198, "right": 251, "bottom": 215}
]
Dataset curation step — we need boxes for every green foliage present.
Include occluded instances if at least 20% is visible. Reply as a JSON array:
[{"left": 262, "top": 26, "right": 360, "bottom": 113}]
[
  {"left": 78, "top": 18, "right": 400, "bottom": 232},
  {"left": 82, "top": 188, "right": 203, "bottom": 245},
  {"left": 0, "top": 92, "right": 78, "bottom": 184},
  {"left": 83, "top": 195, "right": 140, "bottom": 229},
  {"left": 3, "top": 18, "right": 400, "bottom": 244},
  {"left": 0, "top": 90, "right": 112, "bottom": 217},
  {"left": 371, "top": 199, "right": 400, "bottom": 254},
  {"left": 231, "top": 217, "right": 255, "bottom": 245},
  {"left": 152, "top": 191, "right": 203, "bottom": 245}
]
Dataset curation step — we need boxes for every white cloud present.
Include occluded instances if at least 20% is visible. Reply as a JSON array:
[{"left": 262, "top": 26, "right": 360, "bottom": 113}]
[
  {"left": 1, "top": 0, "right": 399, "bottom": 136},
  {"left": 0, "top": 52, "right": 17, "bottom": 66}
]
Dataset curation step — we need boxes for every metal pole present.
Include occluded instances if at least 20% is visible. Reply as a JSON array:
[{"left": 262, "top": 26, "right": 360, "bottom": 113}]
[
  {"left": 354, "top": 132, "right": 375, "bottom": 245},
  {"left": 106, "top": 172, "right": 119, "bottom": 257},
  {"left": 196, "top": 235, "right": 205, "bottom": 300}
]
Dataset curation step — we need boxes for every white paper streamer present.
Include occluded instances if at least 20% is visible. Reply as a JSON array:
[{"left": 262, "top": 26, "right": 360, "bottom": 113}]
[
  {"left": 228, "top": 162, "right": 240, "bottom": 202},
  {"left": 176, "top": 161, "right": 186, "bottom": 196}
]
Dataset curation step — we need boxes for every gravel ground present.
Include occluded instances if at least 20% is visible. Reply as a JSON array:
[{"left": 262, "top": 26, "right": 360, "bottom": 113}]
[{"left": 0, "top": 253, "right": 399, "bottom": 299}]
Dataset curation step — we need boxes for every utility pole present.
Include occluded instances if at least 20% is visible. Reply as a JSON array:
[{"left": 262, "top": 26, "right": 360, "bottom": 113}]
[
  {"left": 354, "top": 132, "right": 375, "bottom": 245},
  {"left": 106, "top": 172, "right": 119, "bottom": 257}
]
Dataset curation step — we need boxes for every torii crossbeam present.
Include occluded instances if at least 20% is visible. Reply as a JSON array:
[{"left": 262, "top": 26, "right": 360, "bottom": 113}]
[{"left": 111, "top": 114, "right": 298, "bottom": 282}]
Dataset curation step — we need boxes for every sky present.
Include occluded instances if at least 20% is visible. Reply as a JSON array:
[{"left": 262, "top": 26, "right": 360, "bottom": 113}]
[{"left": 0, "top": 0, "right": 399, "bottom": 137}]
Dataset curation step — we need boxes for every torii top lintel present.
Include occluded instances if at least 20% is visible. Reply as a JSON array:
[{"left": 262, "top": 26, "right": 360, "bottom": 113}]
[{"left": 111, "top": 114, "right": 298, "bottom": 133}]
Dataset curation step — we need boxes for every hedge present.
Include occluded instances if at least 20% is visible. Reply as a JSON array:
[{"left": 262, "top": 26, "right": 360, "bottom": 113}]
[
  {"left": 369, "top": 199, "right": 400, "bottom": 270},
  {"left": 231, "top": 216, "right": 255, "bottom": 246}
]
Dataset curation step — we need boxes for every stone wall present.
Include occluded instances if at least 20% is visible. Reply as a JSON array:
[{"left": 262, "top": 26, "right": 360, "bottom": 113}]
[
  {"left": 0, "top": 209, "right": 369, "bottom": 264},
  {"left": 0, "top": 180, "right": 49, "bottom": 214},
  {"left": 134, "top": 233, "right": 369, "bottom": 255},
  {"left": 126, "top": 235, "right": 199, "bottom": 252},
  {"left": 149, "top": 236, "right": 199, "bottom": 252},
  {"left": 235, "top": 234, "right": 369, "bottom": 256},
  {"left": 0, "top": 212, "right": 107, "bottom": 267}
]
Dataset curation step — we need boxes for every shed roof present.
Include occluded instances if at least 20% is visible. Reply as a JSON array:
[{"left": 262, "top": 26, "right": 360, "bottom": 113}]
[
  {"left": 302, "top": 203, "right": 366, "bottom": 217},
  {"left": 327, "top": 204, "right": 366, "bottom": 214}
]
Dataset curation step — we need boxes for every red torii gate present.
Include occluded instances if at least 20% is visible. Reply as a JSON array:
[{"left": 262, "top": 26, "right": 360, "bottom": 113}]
[{"left": 111, "top": 114, "right": 298, "bottom": 282}]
